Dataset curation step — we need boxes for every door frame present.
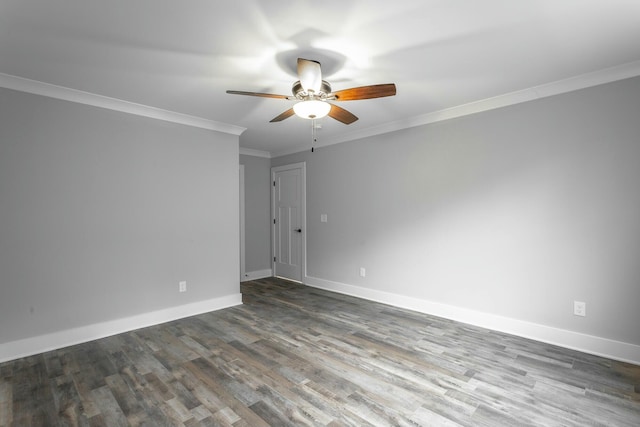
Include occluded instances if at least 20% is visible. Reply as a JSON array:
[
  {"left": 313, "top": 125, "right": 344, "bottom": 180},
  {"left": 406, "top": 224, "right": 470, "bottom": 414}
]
[
  {"left": 271, "top": 162, "right": 306, "bottom": 283},
  {"left": 239, "top": 164, "right": 246, "bottom": 281}
]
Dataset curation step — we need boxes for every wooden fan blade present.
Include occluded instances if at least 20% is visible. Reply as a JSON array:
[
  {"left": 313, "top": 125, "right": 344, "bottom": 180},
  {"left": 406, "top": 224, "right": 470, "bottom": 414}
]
[
  {"left": 328, "top": 104, "right": 358, "bottom": 125},
  {"left": 331, "top": 83, "right": 396, "bottom": 101},
  {"left": 297, "top": 58, "right": 322, "bottom": 93},
  {"left": 270, "top": 108, "right": 296, "bottom": 122},
  {"left": 226, "top": 90, "right": 290, "bottom": 100}
]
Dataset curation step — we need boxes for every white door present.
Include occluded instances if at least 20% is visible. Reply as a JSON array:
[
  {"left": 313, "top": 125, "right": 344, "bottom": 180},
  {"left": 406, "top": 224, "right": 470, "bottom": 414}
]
[{"left": 272, "top": 163, "right": 305, "bottom": 282}]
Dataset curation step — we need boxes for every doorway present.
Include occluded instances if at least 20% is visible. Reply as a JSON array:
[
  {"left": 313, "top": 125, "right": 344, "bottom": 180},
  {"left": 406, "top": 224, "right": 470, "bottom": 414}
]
[{"left": 272, "top": 162, "right": 306, "bottom": 282}]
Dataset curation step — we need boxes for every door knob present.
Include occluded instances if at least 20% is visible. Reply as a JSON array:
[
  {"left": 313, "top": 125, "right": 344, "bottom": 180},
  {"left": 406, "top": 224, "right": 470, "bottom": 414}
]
[{"left": 295, "top": 228, "right": 302, "bottom": 233}]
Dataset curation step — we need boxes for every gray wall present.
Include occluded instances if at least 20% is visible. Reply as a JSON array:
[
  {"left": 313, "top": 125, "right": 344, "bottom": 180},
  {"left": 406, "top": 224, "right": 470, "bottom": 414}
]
[
  {"left": 273, "top": 75, "right": 640, "bottom": 346},
  {"left": 239, "top": 154, "right": 272, "bottom": 273},
  {"left": 0, "top": 88, "right": 239, "bottom": 344}
]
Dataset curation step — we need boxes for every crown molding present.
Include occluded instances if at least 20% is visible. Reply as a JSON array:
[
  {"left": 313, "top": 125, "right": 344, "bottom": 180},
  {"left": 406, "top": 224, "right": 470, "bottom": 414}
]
[
  {"left": 239, "top": 147, "right": 272, "bottom": 158},
  {"left": 273, "top": 60, "right": 640, "bottom": 158},
  {"left": 5, "top": 59, "right": 640, "bottom": 157},
  {"left": 0, "top": 73, "right": 246, "bottom": 136}
]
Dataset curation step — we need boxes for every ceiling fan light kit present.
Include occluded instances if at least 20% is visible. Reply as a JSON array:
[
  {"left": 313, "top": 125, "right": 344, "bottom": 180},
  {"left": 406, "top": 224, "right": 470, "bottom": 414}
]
[{"left": 293, "top": 99, "right": 331, "bottom": 119}]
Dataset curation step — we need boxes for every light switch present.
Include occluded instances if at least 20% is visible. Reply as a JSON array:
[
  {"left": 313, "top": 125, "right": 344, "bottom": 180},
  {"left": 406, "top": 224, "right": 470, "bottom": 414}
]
[{"left": 321, "top": 214, "right": 328, "bottom": 223}]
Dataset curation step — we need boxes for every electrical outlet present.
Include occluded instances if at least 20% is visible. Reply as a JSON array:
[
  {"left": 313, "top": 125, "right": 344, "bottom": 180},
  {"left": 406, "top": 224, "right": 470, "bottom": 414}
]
[
  {"left": 179, "top": 281, "right": 187, "bottom": 293},
  {"left": 573, "top": 301, "right": 586, "bottom": 317},
  {"left": 359, "top": 267, "right": 366, "bottom": 277}
]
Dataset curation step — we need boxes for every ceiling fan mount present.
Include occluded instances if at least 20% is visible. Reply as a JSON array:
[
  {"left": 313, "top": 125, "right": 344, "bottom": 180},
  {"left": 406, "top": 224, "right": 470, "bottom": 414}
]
[{"left": 227, "top": 58, "right": 396, "bottom": 125}]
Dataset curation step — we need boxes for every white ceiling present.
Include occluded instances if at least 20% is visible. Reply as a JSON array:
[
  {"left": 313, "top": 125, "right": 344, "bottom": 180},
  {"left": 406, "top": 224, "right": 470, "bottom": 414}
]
[{"left": 2, "top": 0, "right": 640, "bottom": 156}]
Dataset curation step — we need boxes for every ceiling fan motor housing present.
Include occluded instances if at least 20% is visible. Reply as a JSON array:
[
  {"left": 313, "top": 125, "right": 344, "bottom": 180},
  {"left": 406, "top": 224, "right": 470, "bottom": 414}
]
[{"left": 292, "top": 80, "right": 332, "bottom": 100}]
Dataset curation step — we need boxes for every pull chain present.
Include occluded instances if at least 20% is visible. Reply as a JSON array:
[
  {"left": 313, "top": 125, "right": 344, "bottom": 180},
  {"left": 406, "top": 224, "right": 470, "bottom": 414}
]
[{"left": 311, "top": 118, "right": 317, "bottom": 152}]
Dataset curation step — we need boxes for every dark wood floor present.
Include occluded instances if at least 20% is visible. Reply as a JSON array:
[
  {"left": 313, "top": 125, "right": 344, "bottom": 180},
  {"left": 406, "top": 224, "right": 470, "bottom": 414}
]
[{"left": 1, "top": 277, "right": 639, "bottom": 426}]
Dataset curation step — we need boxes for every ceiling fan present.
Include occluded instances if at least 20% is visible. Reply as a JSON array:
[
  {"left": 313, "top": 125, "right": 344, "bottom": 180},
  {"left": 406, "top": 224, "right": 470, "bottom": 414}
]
[{"left": 226, "top": 58, "right": 396, "bottom": 124}]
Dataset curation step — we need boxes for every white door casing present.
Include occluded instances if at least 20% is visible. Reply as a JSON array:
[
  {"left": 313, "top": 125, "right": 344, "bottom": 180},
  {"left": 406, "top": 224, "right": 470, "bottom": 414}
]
[
  {"left": 239, "top": 164, "right": 246, "bottom": 282},
  {"left": 272, "top": 163, "right": 306, "bottom": 282}
]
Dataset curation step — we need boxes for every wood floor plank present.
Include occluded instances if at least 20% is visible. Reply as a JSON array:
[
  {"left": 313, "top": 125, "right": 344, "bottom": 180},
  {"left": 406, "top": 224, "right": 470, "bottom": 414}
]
[
  {"left": 104, "top": 373, "right": 145, "bottom": 421},
  {"left": 0, "top": 380, "right": 12, "bottom": 426},
  {"left": 50, "top": 374, "right": 87, "bottom": 427},
  {"left": 184, "top": 358, "right": 270, "bottom": 427},
  {"left": 1, "top": 276, "right": 639, "bottom": 426},
  {"left": 89, "top": 385, "right": 129, "bottom": 426}
]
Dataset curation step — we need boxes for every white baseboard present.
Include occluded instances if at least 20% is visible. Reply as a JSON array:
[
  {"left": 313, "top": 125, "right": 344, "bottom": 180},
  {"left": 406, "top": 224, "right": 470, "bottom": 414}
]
[
  {"left": 241, "top": 268, "right": 273, "bottom": 282},
  {"left": 304, "top": 275, "right": 640, "bottom": 366},
  {"left": 0, "top": 293, "right": 242, "bottom": 364}
]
